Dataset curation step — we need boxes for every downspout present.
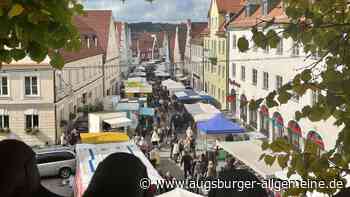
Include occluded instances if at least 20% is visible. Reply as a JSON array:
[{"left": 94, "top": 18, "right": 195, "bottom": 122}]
[
  {"left": 53, "top": 69, "right": 58, "bottom": 144},
  {"left": 226, "top": 29, "right": 230, "bottom": 111},
  {"left": 102, "top": 54, "right": 106, "bottom": 97}
]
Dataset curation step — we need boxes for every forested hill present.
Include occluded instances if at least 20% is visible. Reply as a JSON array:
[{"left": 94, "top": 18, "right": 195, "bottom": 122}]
[{"left": 129, "top": 22, "right": 177, "bottom": 32}]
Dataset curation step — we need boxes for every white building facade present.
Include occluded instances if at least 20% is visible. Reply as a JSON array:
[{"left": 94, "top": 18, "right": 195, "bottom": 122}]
[{"left": 228, "top": 2, "right": 339, "bottom": 152}]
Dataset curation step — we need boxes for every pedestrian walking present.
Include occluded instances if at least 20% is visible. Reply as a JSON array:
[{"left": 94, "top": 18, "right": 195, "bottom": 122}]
[
  {"left": 205, "top": 161, "right": 217, "bottom": 179},
  {"left": 181, "top": 151, "right": 193, "bottom": 179},
  {"left": 169, "top": 134, "right": 177, "bottom": 158},
  {"left": 172, "top": 140, "right": 180, "bottom": 163}
]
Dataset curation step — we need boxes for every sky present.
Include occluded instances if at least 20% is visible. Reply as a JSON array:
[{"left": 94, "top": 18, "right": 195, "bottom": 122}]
[{"left": 82, "top": 0, "right": 210, "bottom": 23}]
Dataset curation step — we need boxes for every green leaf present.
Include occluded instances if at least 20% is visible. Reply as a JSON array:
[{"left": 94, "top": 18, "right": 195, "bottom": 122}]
[
  {"left": 8, "top": 4, "right": 25, "bottom": 18},
  {"left": 266, "top": 29, "right": 280, "bottom": 48},
  {"left": 49, "top": 52, "right": 65, "bottom": 69},
  {"left": 237, "top": 37, "right": 249, "bottom": 52},
  {"left": 0, "top": 50, "right": 12, "bottom": 64},
  {"left": 262, "top": 140, "right": 269, "bottom": 151},
  {"left": 301, "top": 69, "right": 312, "bottom": 82},
  {"left": 259, "top": 153, "right": 266, "bottom": 161},
  {"left": 10, "top": 49, "right": 26, "bottom": 61},
  {"left": 0, "top": 8, "right": 3, "bottom": 16},
  {"left": 277, "top": 91, "right": 292, "bottom": 104},
  {"left": 277, "top": 154, "right": 290, "bottom": 169},
  {"left": 264, "top": 155, "right": 276, "bottom": 166}
]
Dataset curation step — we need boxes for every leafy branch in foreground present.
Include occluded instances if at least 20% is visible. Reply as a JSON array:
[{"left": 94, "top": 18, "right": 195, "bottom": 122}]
[
  {"left": 238, "top": 0, "right": 350, "bottom": 196},
  {"left": 0, "top": 0, "right": 84, "bottom": 69}
]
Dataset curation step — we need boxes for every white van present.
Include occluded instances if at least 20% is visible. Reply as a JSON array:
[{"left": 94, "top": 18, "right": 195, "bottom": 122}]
[{"left": 36, "top": 148, "right": 76, "bottom": 178}]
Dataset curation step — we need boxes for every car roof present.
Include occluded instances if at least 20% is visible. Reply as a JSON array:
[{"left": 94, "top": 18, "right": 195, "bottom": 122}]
[{"left": 34, "top": 146, "right": 75, "bottom": 155}]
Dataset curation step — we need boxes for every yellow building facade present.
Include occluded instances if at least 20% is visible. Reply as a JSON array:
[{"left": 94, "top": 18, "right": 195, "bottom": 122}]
[{"left": 203, "top": 0, "right": 228, "bottom": 110}]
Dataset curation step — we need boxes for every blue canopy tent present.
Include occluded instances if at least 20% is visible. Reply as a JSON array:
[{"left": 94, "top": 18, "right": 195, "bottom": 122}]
[
  {"left": 196, "top": 114, "right": 245, "bottom": 151},
  {"left": 197, "top": 114, "right": 245, "bottom": 134},
  {"left": 174, "top": 90, "right": 203, "bottom": 104}
]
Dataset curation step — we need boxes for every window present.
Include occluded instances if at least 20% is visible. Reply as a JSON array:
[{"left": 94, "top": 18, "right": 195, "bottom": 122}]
[
  {"left": 264, "top": 45, "right": 270, "bottom": 54},
  {"left": 82, "top": 93, "right": 87, "bottom": 104},
  {"left": 276, "top": 75, "right": 283, "bottom": 90},
  {"left": 263, "top": 72, "right": 269, "bottom": 90},
  {"left": 0, "top": 76, "right": 8, "bottom": 96},
  {"left": 232, "top": 35, "right": 237, "bottom": 49},
  {"left": 0, "top": 115, "right": 9, "bottom": 128},
  {"left": 26, "top": 114, "right": 39, "bottom": 129},
  {"left": 311, "top": 90, "right": 320, "bottom": 106},
  {"left": 292, "top": 42, "right": 300, "bottom": 56},
  {"left": 25, "top": 76, "right": 38, "bottom": 96},
  {"left": 218, "top": 65, "right": 221, "bottom": 75},
  {"left": 222, "top": 65, "right": 225, "bottom": 77},
  {"left": 232, "top": 63, "right": 236, "bottom": 77},
  {"left": 252, "top": 69, "right": 258, "bottom": 86},
  {"left": 276, "top": 39, "right": 283, "bottom": 55},
  {"left": 241, "top": 66, "right": 246, "bottom": 81}
]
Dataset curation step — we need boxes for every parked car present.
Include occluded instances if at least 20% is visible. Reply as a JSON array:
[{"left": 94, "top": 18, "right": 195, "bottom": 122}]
[{"left": 35, "top": 147, "right": 76, "bottom": 178}]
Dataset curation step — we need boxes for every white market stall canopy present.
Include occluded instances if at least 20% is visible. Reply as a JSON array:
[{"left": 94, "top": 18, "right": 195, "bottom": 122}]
[
  {"left": 125, "top": 85, "right": 152, "bottom": 94},
  {"left": 88, "top": 112, "right": 128, "bottom": 133},
  {"left": 161, "top": 79, "right": 185, "bottom": 95},
  {"left": 104, "top": 117, "right": 132, "bottom": 128},
  {"left": 75, "top": 142, "right": 163, "bottom": 197},
  {"left": 155, "top": 71, "right": 170, "bottom": 77},
  {"left": 126, "top": 77, "right": 147, "bottom": 83},
  {"left": 157, "top": 188, "right": 204, "bottom": 197},
  {"left": 130, "top": 71, "right": 146, "bottom": 77},
  {"left": 184, "top": 103, "right": 221, "bottom": 122},
  {"left": 218, "top": 140, "right": 282, "bottom": 179}
]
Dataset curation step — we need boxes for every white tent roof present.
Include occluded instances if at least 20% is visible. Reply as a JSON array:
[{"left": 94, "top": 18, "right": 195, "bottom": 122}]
[
  {"left": 157, "top": 188, "right": 204, "bottom": 197},
  {"left": 104, "top": 117, "right": 132, "bottom": 128},
  {"left": 126, "top": 77, "right": 147, "bottom": 83},
  {"left": 184, "top": 103, "right": 221, "bottom": 122},
  {"left": 218, "top": 140, "right": 282, "bottom": 179}
]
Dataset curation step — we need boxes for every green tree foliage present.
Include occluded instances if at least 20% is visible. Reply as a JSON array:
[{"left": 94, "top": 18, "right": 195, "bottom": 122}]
[
  {"left": 0, "top": 0, "right": 84, "bottom": 69},
  {"left": 237, "top": 0, "right": 350, "bottom": 195}
]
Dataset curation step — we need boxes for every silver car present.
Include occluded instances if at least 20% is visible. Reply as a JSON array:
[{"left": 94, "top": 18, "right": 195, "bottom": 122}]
[{"left": 35, "top": 147, "right": 76, "bottom": 178}]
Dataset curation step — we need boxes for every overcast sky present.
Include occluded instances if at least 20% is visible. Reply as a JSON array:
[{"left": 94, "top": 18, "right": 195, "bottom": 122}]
[{"left": 83, "top": 0, "right": 210, "bottom": 23}]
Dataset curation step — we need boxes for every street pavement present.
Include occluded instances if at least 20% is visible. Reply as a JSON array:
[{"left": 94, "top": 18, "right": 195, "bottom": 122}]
[{"left": 41, "top": 178, "right": 73, "bottom": 197}]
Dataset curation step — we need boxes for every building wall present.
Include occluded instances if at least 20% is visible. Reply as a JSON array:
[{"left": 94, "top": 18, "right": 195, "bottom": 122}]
[
  {"left": 105, "top": 16, "right": 120, "bottom": 96},
  {"left": 228, "top": 27, "right": 340, "bottom": 151},
  {"left": 204, "top": 0, "right": 228, "bottom": 110},
  {"left": 190, "top": 43, "right": 204, "bottom": 91},
  {"left": 0, "top": 67, "right": 56, "bottom": 145}
]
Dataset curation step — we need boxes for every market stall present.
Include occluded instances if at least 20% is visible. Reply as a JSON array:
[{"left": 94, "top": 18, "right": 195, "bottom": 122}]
[
  {"left": 88, "top": 112, "right": 131, "bottom": 133},
  {"left": 174, "top": 90, "right": 202, "bottom": 104},
  {"left": 157, "top": 188, "right": 204, "bottom": 197},
  {"left": 196, "top": 114, "right": 245, "bottom": 151},
  {"left": 74, "top": 141, "right": 163, "bottom": 197},
  {"left": 124, "top": 81, "right": 152, "bottom": 98},
  {"left": 115, "top": 101, "right": 140, "bottom": 129},
  {"left": 184, "top": 103, "right": 221, "bottom": 122},
  {"left": 218, "top": 140, "right": 282, "bottom": 179},
  {"left": 161, "top": 79, "right": 186, "bottom": 95},
  {"left": 80, "top": 132, "right": 129, "bottom": 144}
]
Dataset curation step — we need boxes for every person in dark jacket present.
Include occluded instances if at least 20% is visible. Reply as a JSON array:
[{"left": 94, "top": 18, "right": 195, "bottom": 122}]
[
  {"left": 180, "top": 151, "right": 193, "bottom": 179},
  {"left": 83, "top": 153, "right": 154, "bottom": 197},
  {"left": 0, "top": 139, "right": 63, "bottom": 197}
]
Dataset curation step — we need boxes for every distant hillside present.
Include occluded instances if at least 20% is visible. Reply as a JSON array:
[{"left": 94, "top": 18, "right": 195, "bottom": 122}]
[{"left": 129, "top": 22, "right": 178, "bottom": 32}]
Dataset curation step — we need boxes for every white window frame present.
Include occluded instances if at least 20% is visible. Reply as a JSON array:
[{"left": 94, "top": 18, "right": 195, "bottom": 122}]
[
  {"left": 241, "top": 66, "right": 246, "bottom": 81},
  {"left": 263, "top": 72, "right": 269, "bottom": 90},
  {"left": 25, "top": 114, "right": 39, "bottom": 129},
  {"left": 252, "top": 69, "right": 258, "bottom": 86},
  {"left": 0, "top": 75, "right": 9, "bottom": 97},
  {"left": 24, "top": 75, "right": 40, "bottom": 97},
  {"left": 0, "top": 114, "right": 9, "bottom": 129},
  {"left": 276, "top": 75, "right": 283, "bottom": 90}
]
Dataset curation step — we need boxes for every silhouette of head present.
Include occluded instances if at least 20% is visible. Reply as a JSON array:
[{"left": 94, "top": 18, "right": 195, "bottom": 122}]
[
  {"left": 83, "top": 152, "right": 153, "bottom": 197},
  {"left": 0, "top": 139, "right": 62, "bottom": 197}
]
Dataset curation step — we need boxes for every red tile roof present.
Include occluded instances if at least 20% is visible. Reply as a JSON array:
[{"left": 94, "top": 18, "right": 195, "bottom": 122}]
[
  {"left": 209, "top": 0, "right": 244, "bottom": 17},
  {"left": 191, "top": 22, "right": 208, "bottom": 39},
  {"left": 216, "top": 0, "right": 244, "bottom": 14},
  {"left": 77, "top": 10, "right": 113, "bottom": 53},
  {"left": 59, "top": 15, "right": 104, "bottom": 63},
  {"left": 229, "top": 1, "right": 287, "bottom": 28}
]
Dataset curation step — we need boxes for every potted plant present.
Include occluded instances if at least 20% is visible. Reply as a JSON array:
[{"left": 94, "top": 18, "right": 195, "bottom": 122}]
[
  {"left": 25, "top": 128, "right": 32, "bottom": 133},
  {"left": 3, "top": 127, "right": 10, "bottom": 133},
  {"left": 32, "top": 126, "right": 39, "bottom": 134}
]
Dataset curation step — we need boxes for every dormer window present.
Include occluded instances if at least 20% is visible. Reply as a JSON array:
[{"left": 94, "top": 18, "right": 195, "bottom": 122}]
[
  {"left": 84, "top": 35, "right": 90, "bottom": 48},
  {"left": 93, "top": 36, "right": 98, "bottom": 47}
]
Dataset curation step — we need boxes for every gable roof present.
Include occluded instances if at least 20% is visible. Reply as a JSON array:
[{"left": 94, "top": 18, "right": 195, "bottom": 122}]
[
  {"left": 228, "top": 0, "right": 287, "bottom": 28},
  {"left": 191, "top": 22, "right": 208, "bottom": 39},
  {"left": 209, "top": 0, "right": 244, "bottom": 17},
  {"left": 77, "top": 10, "right": 113, "bottom": 53}
]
